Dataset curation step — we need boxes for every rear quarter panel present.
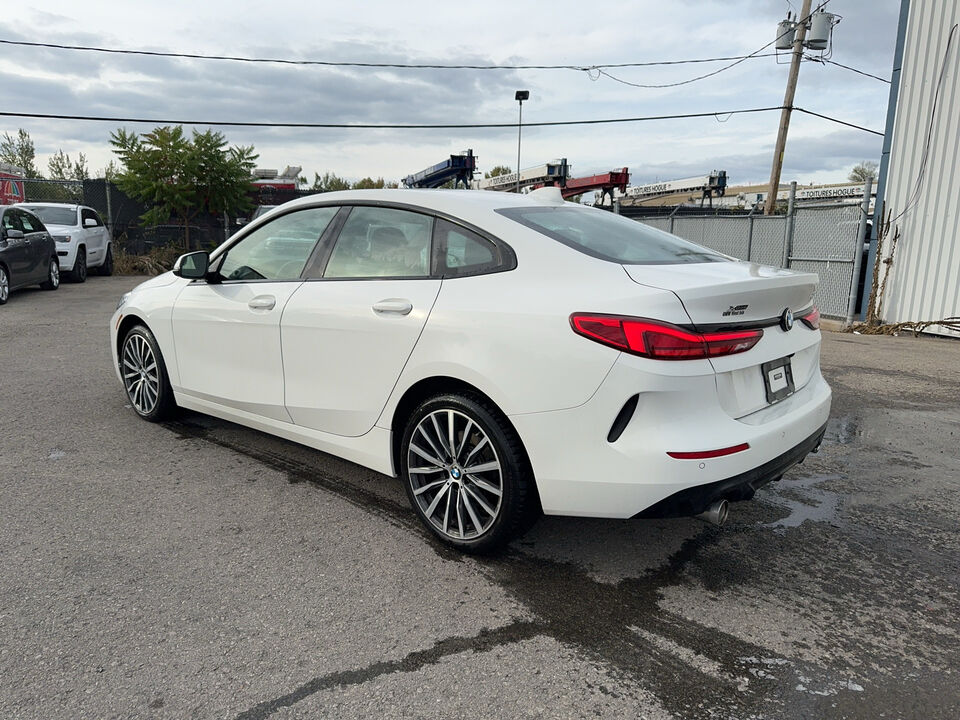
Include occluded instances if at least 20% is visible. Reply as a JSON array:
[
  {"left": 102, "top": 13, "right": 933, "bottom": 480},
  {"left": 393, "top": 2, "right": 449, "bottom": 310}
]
[{"left": 379, "top": 230, "right": 694, "bottom": 422}]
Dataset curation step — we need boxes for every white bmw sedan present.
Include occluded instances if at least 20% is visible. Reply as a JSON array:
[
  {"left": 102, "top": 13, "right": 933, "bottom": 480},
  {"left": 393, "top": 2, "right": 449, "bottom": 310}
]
[{"left": 111, "top": 188, "right": 831, "bottom": 551}]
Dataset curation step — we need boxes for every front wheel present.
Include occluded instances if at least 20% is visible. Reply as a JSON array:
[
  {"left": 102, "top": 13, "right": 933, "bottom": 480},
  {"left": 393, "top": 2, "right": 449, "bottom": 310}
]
[
  {"left": 120, "top": 325, "right": 176, "bottom": 422},
  {"left": 97, "top": 245, "right": 114, "bottom": 276},
  {"left": 40, "top": 257, "right": 60, "bottom": 290},
  {"left": 71, "top": 247, "right": 87, "bottom": 283},
  {"left": 0, "top": 265, "right": 9, "bottom": 304},
  {"left": 400, "top": 393, "right": 537, "bottom": 553}
]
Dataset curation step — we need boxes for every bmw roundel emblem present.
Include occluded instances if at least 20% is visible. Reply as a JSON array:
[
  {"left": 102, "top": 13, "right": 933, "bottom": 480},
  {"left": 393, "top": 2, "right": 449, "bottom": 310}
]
[{"left": 780, "top": 308, "right": 794, "bottom": 332}]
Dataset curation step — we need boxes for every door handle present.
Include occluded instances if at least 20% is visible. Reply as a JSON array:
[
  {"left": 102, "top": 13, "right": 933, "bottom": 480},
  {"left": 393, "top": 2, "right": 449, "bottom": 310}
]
[
  {"left": 248, "top": 295, "right": 276, "bottom": 311},
  {"left": 372, "top": 299, "right": 413, "bottom": 316}
]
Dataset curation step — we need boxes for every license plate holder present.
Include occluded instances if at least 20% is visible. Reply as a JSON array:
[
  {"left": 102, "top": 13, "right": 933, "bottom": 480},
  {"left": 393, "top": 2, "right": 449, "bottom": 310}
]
[{"left": 761, "top": 356, "right": 795, "bottom": 404}]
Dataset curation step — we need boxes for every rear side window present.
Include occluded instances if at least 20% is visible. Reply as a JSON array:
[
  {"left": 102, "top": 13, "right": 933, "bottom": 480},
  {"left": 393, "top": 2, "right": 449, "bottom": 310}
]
[
  {"left": 496, "top": 206, "right": 725, "bottom": 265},
  {"left": 2, "top": 210, "right": 22, "bottom": 232},
  {"left": 435, "top": 219, "right": 508, "bottom": 278},
  {"left": 18, "top": 210, "right": 44, "bottom": 233},
  {"left": 324, "top": 206, "right": 433, "bottom": 279}
]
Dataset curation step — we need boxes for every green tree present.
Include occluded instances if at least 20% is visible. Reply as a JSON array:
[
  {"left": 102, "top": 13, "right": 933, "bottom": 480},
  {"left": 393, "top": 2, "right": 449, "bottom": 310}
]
[
  {"left": 0, "top": 128, "right": 40, "bottom": 177},
  {"left": 484, "top": 165, "right": 511, "bottom": 179},
  {"left": 848, "top": 161, "right": 878, "bottom": 183},
  {"left": 47, "top": 149, "right": 89, "bottom": 181},
  {"left": 110, "top": 125, "right": 257, "bottom": 248},
  {"left": 99, "top": 159, "right": 122, "bottom": 182},
  {"left": 309, "top": 171, "right": 351, "bottom": 192},
  {"left": 352, "top": 176, "right": 398, "bottom": 189}
]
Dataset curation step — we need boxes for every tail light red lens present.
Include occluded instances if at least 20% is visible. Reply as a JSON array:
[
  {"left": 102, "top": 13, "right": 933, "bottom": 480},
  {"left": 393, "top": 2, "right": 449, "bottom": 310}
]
[
  {"left": 800, "top": 306, "right": 820, "bottom": 330},
  {"left": 570, "top": 314, "right": 763, "bottom": 360}
]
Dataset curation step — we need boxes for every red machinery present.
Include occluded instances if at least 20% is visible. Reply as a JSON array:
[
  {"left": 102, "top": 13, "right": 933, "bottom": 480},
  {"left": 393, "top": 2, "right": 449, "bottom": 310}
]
[{"left": 560, "top": 168, "right": 630, "bottom": 202}]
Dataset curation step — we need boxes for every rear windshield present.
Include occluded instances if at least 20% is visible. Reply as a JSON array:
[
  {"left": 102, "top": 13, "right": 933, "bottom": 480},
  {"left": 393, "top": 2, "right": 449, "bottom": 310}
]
[
  {"left": 22, "top": 206, "right": 77, "bottom": 226},
  {"left": 496, "top": 206, "right": 726, "bottom": 265}
]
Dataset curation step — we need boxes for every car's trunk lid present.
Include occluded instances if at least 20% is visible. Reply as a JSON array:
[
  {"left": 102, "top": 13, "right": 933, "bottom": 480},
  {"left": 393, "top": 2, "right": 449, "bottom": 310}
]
[
  {"left": 622, "top": 261, "right": 817, "bottom": 328},
  {"left": 622, "top": 261, "right": 821, "bottom": 419}
]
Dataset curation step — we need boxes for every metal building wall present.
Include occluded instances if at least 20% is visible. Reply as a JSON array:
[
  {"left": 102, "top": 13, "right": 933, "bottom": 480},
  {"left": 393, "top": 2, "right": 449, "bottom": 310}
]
[{"left": 881, "top": 0, "right": 960, "bottom": 337}]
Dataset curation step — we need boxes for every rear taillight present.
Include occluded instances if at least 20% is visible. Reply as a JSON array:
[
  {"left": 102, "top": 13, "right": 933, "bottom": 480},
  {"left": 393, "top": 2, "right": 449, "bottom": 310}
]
[
  {"left": 799, "top": 306, "right": 820, "bottom": 330},
  {"left": 570, "top": 314, "right": 763, "bottom": 360}
]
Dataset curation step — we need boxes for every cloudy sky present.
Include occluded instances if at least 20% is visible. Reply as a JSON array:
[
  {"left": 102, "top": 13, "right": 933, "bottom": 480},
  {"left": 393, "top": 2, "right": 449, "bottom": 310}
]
[{"left": 1, "top": 1, "right": 899, "bottom": 188}]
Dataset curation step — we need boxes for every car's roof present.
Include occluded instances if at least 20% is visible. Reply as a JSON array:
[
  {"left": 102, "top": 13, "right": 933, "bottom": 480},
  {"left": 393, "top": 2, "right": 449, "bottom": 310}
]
[
  {"left": 15, "top": 202, "right": 81, "bottom": 210},
  {"left": 278, "top": 187, "right": 568, "bottom": 218}
]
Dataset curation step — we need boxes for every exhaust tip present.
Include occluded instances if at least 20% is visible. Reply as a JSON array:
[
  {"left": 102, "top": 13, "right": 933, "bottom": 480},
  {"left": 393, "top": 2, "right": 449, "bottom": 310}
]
[{"left": 696, "top": 499, "right": 729, "bottom": 527}]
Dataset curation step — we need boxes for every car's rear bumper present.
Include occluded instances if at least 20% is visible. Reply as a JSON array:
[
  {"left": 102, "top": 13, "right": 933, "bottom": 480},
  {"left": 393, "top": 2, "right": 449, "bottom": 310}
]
[
  {"left": 633, "top": 421, "right": 826, "bottom": 518},
  {"left": 509, "top": 352, "right": 832, "bottom": 519}
]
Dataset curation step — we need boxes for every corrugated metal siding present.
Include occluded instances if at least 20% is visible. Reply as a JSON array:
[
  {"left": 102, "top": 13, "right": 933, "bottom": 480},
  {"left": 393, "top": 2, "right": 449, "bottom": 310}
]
[{"left": 882, "top": 0, "right": 960, "bottom": 337}]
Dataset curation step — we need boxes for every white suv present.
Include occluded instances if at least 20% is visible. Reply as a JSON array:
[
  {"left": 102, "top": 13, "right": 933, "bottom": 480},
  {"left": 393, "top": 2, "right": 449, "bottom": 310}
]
[{"left": 16, "top": 203, "right": 112, "bottom": 282}]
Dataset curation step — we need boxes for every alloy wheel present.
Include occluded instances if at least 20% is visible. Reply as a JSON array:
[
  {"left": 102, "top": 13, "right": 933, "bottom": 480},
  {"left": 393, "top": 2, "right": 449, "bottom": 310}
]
[
  {"left": 0, "top": 267, "right": 8, "bottom": 302},
  {"left": 49, "top": 261, "right": 59, "bottom": 288},
  {"left": 406, "top": 409, "right": 503, "bottom": 540},
  {"left": 122, "top": 333, "right": 160, "bottom": 415}
]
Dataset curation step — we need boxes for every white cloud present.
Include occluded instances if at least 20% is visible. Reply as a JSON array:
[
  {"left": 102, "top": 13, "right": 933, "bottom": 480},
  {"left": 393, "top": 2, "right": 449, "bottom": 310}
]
[{"left": 1, "top": 0, "right": 898, "bottom": 185}]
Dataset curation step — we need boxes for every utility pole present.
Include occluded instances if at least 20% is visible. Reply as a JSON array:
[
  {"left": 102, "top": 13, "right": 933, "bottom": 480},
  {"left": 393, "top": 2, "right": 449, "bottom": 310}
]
[{"left": 764, "top": 0, "right": 812, "bottom": 215}]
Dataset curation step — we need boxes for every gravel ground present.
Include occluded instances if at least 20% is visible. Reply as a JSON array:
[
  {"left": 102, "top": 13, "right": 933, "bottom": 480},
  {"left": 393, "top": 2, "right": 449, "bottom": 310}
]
[{"left": 1, "top": 275, "right": 958, "bottom": 719}]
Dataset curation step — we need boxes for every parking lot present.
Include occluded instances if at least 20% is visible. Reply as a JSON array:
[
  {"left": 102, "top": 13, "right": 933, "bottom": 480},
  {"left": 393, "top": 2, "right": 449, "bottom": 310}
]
[{"left": 2, "top": 275, "right": 959, "bottom": 719}]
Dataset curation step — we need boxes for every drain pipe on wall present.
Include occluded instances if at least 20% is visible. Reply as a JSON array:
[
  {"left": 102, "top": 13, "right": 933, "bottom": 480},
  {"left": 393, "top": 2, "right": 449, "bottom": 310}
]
[
  {"left": 846, "top": 176, "right": 874, "bottom": 326},
  {"left": 862, "top": 0, "right": 910, "bottom": 320}
]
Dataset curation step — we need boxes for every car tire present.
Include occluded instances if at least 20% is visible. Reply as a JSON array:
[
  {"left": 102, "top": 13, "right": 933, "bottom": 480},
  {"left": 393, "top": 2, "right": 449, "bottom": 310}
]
[
  {"left": 120, "top": 324, "right": 176, "bottom": 422},
  {"left": 40, "top": 257, "right": 60, "bottom": 290},
  {"left": 71, "top": 247, "right": 87, "bottom": 283},
  {"left": 400, "top": 392, "right": 538, "bottom": 553},
  {"left": 97, "top": 245, "right": 114, "bottom": 276},
  {"left": 0, "top": 265, "right": 9, "bottom": 305}
]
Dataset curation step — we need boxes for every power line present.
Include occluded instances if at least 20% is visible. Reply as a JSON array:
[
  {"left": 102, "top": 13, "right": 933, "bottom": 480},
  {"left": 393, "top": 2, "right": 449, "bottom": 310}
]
[
  {"left": 793, "top": 107, "right": 884, "bottom": 136},
  {"left": 0, "top": 38, "right": 798, "bottom": 71},
  {"left": 0, "top": 106, "right": 883, "bottom": 136},
  {"left": 814, "top": 58, "right": 891, "bottom": 83},
  {"left": 0, "top": 107, "right": 786, "bottom": 129},
  {"left": 595, "top": 0, "right": 832, "bottom": 89}
]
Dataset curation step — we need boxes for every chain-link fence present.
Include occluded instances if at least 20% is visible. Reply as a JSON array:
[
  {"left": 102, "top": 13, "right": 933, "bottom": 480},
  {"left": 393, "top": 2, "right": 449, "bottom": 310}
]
[
  {"left": 629, "top": 204, "right": 866, "bottom": 319},
  {"left": 16, "top": 178, "right": 288, "bottom": 255}
]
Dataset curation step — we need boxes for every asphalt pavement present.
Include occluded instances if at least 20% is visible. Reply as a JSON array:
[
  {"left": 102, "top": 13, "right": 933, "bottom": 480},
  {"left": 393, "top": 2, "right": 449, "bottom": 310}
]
[{"left": 1, "top": 276, "right": 958, "bottom": 719}]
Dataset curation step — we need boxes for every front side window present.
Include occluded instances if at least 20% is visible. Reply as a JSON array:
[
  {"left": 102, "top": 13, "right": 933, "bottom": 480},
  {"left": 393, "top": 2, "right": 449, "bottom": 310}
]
[
  {"left": 324, "top": 206, "right": 433, "bottom": 278},
  {"left": 81, "top": 208, "right": 103, "bottom": 226},
  {"left": 217, "top": 206, "right": 338, "bottom": 281},
  {"left": 496, "top": 206, "right": 726, "bottom": 265}
]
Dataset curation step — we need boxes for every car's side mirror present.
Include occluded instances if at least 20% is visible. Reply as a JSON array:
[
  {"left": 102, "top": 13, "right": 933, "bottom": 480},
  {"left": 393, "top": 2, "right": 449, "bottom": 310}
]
[
  {"left": 83, "top": 218, "right": 97, "bottom": 228},
  {"left": 173, "top": 251, "right": 210, "bottom": 279},
  {"left": 4, "top": 229, "right": 25, "bottom": 240}
]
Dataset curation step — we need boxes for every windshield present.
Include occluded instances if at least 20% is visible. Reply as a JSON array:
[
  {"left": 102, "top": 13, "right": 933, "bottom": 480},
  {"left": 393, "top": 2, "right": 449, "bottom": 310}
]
[
  {"left": 22, "top": 206, "right": 78, "bottom": 226},
  {"left": 496, "top": 206, "right": 726, "bottom": 265}
]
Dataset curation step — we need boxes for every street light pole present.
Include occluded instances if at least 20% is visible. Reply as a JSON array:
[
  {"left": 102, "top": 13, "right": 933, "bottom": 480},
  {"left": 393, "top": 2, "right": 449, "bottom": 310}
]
[
  {"left": 764, "top": 0, "right": 812, "bottom": 215},
  {"left": 515, "top": 90, "right": 529, "bottom": 194}
]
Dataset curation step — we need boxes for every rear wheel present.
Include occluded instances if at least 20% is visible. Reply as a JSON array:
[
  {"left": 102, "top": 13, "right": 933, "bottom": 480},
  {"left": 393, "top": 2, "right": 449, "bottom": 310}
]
[
  {"left": 401, "top": 392, "right": 537, "bottom": 553},
  {"left": 121, "top": 324, "right": 176, "bottom": 422},
  {"left": 71, "top": 247, "right": 87, "bottom": 283},
  {"left": 40, "top": 258, "right": 59, "bottom": 290},
  {"left": 0, "top": 265, "right": 9, "bottom": 305},
  {"left": 97, "top": 245, "right": 114, "bottom": 276}
]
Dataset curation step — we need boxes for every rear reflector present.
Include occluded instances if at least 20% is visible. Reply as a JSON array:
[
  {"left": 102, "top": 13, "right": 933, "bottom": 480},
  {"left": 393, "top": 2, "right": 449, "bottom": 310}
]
[
  {"left": 800, "top": 306, "right": 821, "bottom": 330},
  {"left": 667, "top": 443, "right": 750, "bottom": 460},
  {"left": 570, "top": 314, "right": 763, "bottom": 360}
]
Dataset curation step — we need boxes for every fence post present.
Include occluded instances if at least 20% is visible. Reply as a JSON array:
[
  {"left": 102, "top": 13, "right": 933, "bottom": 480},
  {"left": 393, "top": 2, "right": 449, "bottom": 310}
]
[
  {"left": 782, "top": 181, "right": 797, "bottom": 268},
  {"left": 846, "top": 177, "right": 873, "bottom": 326},
  {"left": 669, "top": 204, "right": 680, "bottom": 234},
  {"left": 105, "top": 181, "right": 114, "bottom": 236},
  {"left": 746, "top": 205, "right": 756, "bottom": 262}
]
